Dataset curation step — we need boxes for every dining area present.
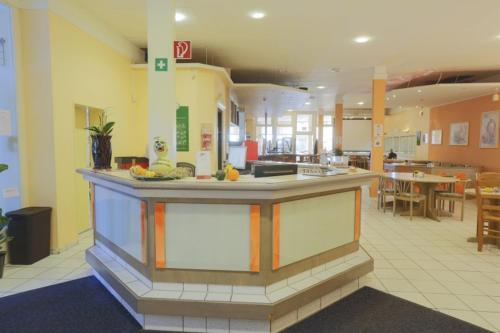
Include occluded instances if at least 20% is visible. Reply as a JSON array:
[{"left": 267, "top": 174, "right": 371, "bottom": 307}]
[{"left": 377, "top": 170, "right": 500, "bottom": 252}]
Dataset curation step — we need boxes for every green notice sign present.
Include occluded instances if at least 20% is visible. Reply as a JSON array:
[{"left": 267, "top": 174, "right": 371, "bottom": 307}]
[
  {"left": 155, "top": 58, "right": 168, "bottom": 71},
  {"left": 176, "top": 106, "right": 189, "bottom": 152}
]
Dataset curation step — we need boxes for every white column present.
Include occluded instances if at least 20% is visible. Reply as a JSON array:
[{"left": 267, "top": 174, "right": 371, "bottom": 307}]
[{"left": 147, "top": 0, "right": 176, "bottom": 162}]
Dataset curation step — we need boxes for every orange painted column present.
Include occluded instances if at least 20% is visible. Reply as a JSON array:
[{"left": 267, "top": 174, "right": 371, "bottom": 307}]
[
  {"left": 317, "top": 114, "right": 324, "bottom": 153},
  {"left": 334, "top": 101, "right": 344, "bottom": 150},
  {"left": 370, "top": 67, "right": 387, "bottom": 197}
]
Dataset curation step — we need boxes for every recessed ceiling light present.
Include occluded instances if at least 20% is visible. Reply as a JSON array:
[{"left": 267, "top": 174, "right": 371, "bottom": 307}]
[
  {"left": 317, "top": 85, "right": 325, "bottom": 89},
  {"left": 287, "top": 109, "right": 293, "bottom": 112},
  {"left": 392, "top": 94, "right": 397, "bottom": 98},
  {"left": 330, "top": 67, "right": 341, "bottom": 73},
  {"left": 249, "top": 11, "right": 266, "bottom": 19},
  {"left": 386, "top": 97, "right": 390, "bottom": 101},
  {"left": 417, "top": 89, "right": 422, "bottom": 93},
  {"left": 353, "top": 36, "right": 371, "bottom": 44},
  {"left": 496, "top": 34, "right": 500, "bottom": 39},
  {"left": 305, "top": 102, "right": 311, "bottom": 105},
  {"left": 175, "top": 12, "right": 187, "bottom": 22},
  {"left": 357, "top": 101, "right": 364, "bottom": 105}
]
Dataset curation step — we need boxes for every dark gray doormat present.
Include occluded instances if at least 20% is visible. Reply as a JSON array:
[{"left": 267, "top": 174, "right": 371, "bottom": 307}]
[{"left": 0, "top": 277, "right": 491, "bottom": 333}]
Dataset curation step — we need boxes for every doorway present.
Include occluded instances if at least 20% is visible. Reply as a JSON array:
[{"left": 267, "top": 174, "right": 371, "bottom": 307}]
[{"left": 73, "top": 105, "right": 102, "bottom": 233}]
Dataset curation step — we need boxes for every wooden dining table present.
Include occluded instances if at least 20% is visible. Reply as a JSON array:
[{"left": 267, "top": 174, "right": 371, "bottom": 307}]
[{"left": 383, "top": 172, "right": 459, "bottom": 221}]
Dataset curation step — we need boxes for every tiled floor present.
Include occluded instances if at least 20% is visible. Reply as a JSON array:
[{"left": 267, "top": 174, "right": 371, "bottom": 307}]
[
  {"left": 360, "top": 189, "right": 500, "bottom": 332},
  {"left": 1, "top": 189, "right": 500, "bottom": 332}
]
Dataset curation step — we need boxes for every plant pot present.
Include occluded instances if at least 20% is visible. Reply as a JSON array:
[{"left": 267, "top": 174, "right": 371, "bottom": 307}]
[
  {"left": 0, "top": 251, "right": 6, "bottom": 279},
  {"left": 91, "top": 135, "right": 112, "bottom": 169}
]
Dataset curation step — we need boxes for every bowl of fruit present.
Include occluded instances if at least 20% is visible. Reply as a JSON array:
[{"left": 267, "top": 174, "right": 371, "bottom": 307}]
[{"left": 130, "top": 165, "right": 179, "bottom": 181}]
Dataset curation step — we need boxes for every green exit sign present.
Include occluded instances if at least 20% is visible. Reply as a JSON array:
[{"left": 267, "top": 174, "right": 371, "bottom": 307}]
[{"left": 155, "top": 58, "right": 168, "bottom": 72}]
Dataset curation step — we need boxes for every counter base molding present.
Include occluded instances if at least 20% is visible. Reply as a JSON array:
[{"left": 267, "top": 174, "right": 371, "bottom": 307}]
[
  {"left": 78, "top": 168, "right": 377, "bottom": 332},
  {"left": 87, "top": 243, "right": 373, "bottom": 332}
]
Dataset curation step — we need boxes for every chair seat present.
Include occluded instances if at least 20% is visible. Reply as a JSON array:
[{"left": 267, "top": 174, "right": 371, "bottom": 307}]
[
  {"left": 436, "top": 192, "right": 462, "bottom": 199},
  {"left": 396, "top": 193, "right": 426, "bottom": 201}
]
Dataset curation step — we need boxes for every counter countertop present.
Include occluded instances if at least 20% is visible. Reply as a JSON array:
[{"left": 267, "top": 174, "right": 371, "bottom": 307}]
[{"left": 77, "top": 168, "right": 376, "bottom": 193}]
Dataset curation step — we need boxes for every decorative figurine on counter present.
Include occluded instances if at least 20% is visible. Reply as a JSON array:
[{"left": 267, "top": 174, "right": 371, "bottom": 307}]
[{"left": 149, "top": 137, "right": 175, "bottom": 176}]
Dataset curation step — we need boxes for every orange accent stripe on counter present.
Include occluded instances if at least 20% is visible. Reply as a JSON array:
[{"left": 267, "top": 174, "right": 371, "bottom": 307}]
[
  {"left": 154, "top": 203, "right": 166, "bottom": 268},
  {"left": 272, "top": 203, "right": 280, "bottom": 270},
  {"left": 90, "top": 184, "right": 96, "bottom": 231},
  {"left": 140, "top": 201, "right": 147, "bottom": 264},
  {"left": 354, "top": 189, "right": 361, "bottom": 241},
  {"left": 249, "top": 205, "right": 261, "bottom": 272}
]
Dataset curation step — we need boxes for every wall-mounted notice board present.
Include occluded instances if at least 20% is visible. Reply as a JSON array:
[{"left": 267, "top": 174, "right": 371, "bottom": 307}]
[{"left": 176, "top": 106, "right": 189, "bottom": 151}]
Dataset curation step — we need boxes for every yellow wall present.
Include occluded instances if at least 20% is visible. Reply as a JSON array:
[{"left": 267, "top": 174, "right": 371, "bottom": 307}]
[
  {"left": 15, "top": 10, "right": 232, "bottom": 251},
  {"left": 384, "top": 107, "right": 430, "bottom": 160},
  {"left": 17, "top": 9, "right": 60, "bottom": 247}
]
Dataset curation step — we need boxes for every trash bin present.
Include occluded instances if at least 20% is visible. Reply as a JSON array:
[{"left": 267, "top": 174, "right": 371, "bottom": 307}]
[{"left": 6, "top": 207, "right": 52, "bottom": 265}]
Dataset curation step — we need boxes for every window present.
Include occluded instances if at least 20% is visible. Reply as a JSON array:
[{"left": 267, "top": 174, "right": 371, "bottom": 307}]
[
  {"left": 277, "top": 115, "right": 292, "bottom": 126},
  {"left": 229, "top": 124, "right": 240, "bottom": 143},
  {"left": 296, "top": 135, "right": 311, "bottom": 154},
  {"left": 296, "top": 114, "right": 312, "bottom": 132},
  {"left": 323, "top": 126, "right": 333, "bottom": 152},
  {"left": 323, "top": 115, "right": 333, "bottom": 126},
  {"left": 256, "top": 126, "right": 273, "bottom": 154}
]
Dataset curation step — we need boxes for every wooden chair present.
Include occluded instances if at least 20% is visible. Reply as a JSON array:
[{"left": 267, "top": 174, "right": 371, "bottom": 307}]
[
  {"left": 378, "top": 176, "right": 395, "bottom": 212},
  {"left": 393, "top": 180, "right": 427, "bottom": 220},
  {"left": 436, "top": 179, "right": 470, "bottom": 221},
  {"left": 476, "top": 173, "right": 500, "bottom": 251},
  {"left": 176, "top": 162, "right": 196, "bottom": 177}
]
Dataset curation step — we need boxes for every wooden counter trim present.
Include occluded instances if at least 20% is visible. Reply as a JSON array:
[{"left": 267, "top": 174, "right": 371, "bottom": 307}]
[
  {"left": 149, "top": 241, "right": 358, "bottom": 286},
  {"left": 355, "top": 189, "right": 361, "bottom": 241},
  {"left": 86, "top": 247, "right": 373, "bottom": 320},
  {"left": 95, "top": 232, "right": 150, "bottom": 278},
  {"left": 272, "top": 203, "right": 280, "bottom": 270},
  {"left": 154, "top": 203, "right": 166, "bottom": 268},
  {"left": 140, "top": 201, "right": 147, "bottom": 264},
  {"left": 250, "top": 205, "right": 261, "bottom": 272}
]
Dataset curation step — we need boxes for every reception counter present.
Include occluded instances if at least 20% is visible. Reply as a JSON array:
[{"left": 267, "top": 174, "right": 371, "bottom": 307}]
[{"left": 77, "top": 168, "right": 376, "bottom": 332}]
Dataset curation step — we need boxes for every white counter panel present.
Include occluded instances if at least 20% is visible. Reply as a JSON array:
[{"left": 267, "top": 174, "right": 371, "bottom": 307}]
[
  {"left": 95, "top": 185, "right": 143, "bottom": 262},
  {"left": 278, "top": 191, "right": 355, "bottom": 267},
  {"left": 163, "top": 203, "right": 253, "bottom": 271}
]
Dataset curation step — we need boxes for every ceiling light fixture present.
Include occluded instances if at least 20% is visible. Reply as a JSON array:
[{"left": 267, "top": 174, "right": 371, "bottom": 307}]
[
  {"left": 175, "top": 12, "right": 187, "bottom": 22},
  {"left": 392, "top": 94, "right": 397, "bottom": 98},
  {"left": 317, "top": 85, "right": 325, "bottom": 89},
  {"left": 305, "top": 102, "right": 311, "bottom": 105},
  {"left": 417, "top": 89, "right": 422, "bottom": 93},
  {"left": 357, "top": 101, "right": 364, "bottom": 106},
  {"left": 287, "top": 109, "right": 293, "bottom": 112},
  {"left": 249, "top": 11, "right": 266, "bottom": 19},
  {"left": 353, "top": 36, "right": 371, "bottom": 44}
]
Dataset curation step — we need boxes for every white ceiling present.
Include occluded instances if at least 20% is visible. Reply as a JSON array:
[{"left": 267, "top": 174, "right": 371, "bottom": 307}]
[{"left": 72, "top": 0, "right": 500, "bottom": 112}]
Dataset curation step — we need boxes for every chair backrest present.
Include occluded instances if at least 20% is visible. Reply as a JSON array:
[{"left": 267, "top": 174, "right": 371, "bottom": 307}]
[
  {"left": 454, "top": 172, "right": 468, "bottom": 194},
  {"left": 176, "top": 162, "right": 196, "bottom": 177},
  {"left": 394, "top": 179, "right": 415, "bottom": 196},
  {"left": 476, "top": 172, "right": 500, "bottom": 221}
]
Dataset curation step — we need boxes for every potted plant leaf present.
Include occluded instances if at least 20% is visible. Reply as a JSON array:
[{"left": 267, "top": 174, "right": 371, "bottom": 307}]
[
  {"left": 0, "top": 164, "right": 13, "bottom": 278},
  {"left": 86, "top": 113, "right": 115, "bottom": 169}
]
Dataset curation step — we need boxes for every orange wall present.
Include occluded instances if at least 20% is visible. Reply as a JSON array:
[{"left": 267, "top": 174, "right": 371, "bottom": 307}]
[{"left": 428, "top": 94, "right": 500, "bottom": 172}]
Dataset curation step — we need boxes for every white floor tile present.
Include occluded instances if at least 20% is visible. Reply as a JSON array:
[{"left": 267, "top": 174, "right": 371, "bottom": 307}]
[
  {"left": 423, "top": 293, "right": 470, "bottom": 310},
  {"left": 457, "top": 295, "right": 500, "bottom": 312},
  {"left": 391, "top": 292, "right": 434, "bottom": 308},
  {"left": 439, "top": 309, "right": 495, "bottom": 331},
  {"left": 381, "top": 279, "right": 417, "bottom": 293}
]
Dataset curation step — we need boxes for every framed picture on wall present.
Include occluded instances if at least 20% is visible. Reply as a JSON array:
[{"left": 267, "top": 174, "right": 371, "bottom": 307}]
[
  {"left": 449, "top": 122, "right": 469, "bottom": 146},
  {"left": 431, "top": 129, "right": 442, "bottom": 145},
  {"left": 480, "top": 111, "right": 499, "bottom": 148}
]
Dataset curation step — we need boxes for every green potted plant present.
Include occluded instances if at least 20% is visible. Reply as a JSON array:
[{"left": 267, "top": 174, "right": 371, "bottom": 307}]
[
  {"left": 0, "top": 164, "right": 13, "bottom": 278},
  {"left": 86, "top": 113, "right": 115, "bottom": 169}
]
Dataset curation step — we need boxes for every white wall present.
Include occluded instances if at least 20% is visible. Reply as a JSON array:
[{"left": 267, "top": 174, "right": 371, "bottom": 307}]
[
  {"left": 0, "top": 3, "right": 21, "bottom": 213},
  {"left": 343, "top": 120, "right": 371, "bottom": 151}
]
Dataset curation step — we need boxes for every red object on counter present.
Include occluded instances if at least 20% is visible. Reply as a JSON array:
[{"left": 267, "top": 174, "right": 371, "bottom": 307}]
[
  {"left": 115, "top": 157, "right": 149, "bottom": 170},
  {"left": 245, "top": 140, "right": 258, "bottom": 161}
]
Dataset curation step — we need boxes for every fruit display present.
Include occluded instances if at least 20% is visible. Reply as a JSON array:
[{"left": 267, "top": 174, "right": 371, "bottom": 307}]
[
  {"left": 215, "top": 170, "right": 225, "bottom": 181},
  {"left": 212, "top": 164, "right": 240, "bottom": 181},
  {"left": 130, "top": 165, "right": 157, "bottom": 178},
  {"left": 227, "top": 169, "right": 240, "bottom": 181}
]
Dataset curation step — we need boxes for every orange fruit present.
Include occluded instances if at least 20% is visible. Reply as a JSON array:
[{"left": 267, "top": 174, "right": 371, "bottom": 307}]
[{"left": 227, "top": 169, "right": 240, "bottom": 181}]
